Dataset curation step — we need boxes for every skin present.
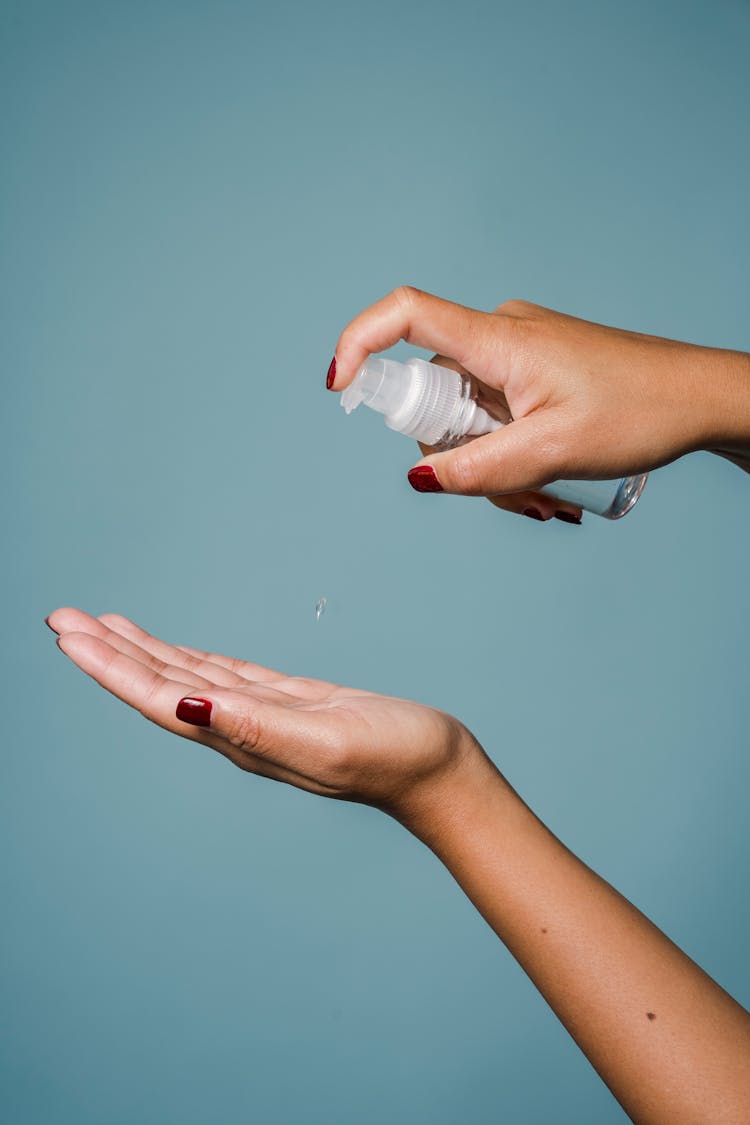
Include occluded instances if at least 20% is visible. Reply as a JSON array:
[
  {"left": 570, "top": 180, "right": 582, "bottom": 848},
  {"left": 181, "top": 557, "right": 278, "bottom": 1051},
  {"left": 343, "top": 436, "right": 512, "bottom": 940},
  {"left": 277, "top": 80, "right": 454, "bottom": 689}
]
[
  {"left": 48, "top": 299, "right": 750, "bottom": 1117},
  {"left": 330, "top": 289, "right": 750, "bottom": 520},
  {"left": 48, "top": 608, "right": 750, "bottom": 1124}
]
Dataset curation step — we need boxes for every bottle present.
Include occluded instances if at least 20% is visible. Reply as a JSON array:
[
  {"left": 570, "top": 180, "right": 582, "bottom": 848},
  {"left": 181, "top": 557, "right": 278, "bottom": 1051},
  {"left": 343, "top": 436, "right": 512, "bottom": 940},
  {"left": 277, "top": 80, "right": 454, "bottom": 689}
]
[{"left": 340, "top": 355, "right": 647, "bottom": 519}]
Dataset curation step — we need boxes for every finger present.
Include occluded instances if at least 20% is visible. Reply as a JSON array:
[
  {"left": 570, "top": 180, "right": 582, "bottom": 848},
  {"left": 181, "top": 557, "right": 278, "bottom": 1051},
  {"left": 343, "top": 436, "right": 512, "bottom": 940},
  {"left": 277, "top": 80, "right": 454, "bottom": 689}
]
[
  {"left": 172, "top": 645, "right": 342, "bottom": 702},
  {"left": 486, "top": 491, "right": 582, "bottom": 524},
  {"left": 174, "top": 644, "right": 285, "bottom": 684},
  {"left": 332, "top": 287, "right": 511, "bottom": 389},
  {"left": 49, "top": 608, "right": 337, "bottom": 699},
  {"left": 408, "top": 410, "right": 572, "bottom": 498},
  {"left": 47, "top": 607, "right": 221, "bottom": 690},
  {"left": 174, "top": 687, "right": 346, "bottom": 792},
  {"left": 414, "top": 449, "right": 581, "bottom": 522},
  {"left": 55, "top": 632, "right": 339, "bottom": 793},
  {"left": 56, "top": 631, "right": 202, "bottom": 735},
  {"left": 47, "top": 606, "right": 101, "bottom": 637},
  {"left": 98, "top": 614, "right": 265, "bottom": 689}
]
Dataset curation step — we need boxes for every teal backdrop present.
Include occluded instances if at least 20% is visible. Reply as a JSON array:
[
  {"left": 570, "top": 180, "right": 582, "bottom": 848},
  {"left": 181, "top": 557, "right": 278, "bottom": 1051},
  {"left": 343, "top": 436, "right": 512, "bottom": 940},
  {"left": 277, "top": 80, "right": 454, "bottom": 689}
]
[{"left": 7, "top": 1, "right": 749, "bottom": 1121}]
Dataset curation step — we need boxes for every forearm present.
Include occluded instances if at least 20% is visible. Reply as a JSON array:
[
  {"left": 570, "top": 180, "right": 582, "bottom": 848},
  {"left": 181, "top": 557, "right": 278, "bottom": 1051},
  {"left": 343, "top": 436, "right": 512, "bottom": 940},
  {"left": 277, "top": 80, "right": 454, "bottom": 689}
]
[{"left": 400, "top": 746, "right": 750, "bottom": 1125}]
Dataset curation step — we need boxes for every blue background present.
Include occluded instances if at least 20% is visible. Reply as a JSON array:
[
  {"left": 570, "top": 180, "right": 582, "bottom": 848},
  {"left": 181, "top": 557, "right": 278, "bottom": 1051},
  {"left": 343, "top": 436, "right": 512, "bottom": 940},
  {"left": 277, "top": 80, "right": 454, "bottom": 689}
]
[{"left": 7, "top": 1, "right": 749, "bottom": 1121}]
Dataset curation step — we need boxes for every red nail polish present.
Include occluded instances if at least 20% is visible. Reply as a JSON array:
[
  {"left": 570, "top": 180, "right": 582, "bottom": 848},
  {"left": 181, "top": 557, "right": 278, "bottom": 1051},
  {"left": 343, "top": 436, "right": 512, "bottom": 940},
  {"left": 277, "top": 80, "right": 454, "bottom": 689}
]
[
  {"left": 554, "top": 511, "right": 582, "bottom": 525},
  {"left": 407, "top": 466, "right": 443, "bottom": 493},
  {"left": 176, "top": 697, "right": 212, "bottom": 726},
  {"left": 326, "top": 357, "right": 337, "bottom": 390},
  {"left": 522, "top": 507, "right": 544, "bottom": 521}
]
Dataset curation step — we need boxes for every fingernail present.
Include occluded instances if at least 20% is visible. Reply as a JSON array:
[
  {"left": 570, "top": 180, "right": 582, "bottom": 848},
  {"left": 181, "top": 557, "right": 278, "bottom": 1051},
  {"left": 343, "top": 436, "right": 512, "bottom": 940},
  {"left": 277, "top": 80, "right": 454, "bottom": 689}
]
[
  {"left": 554, "top": 511, "right": 582, "bottom": 525},
  {"left": 522, "top": 507, "right": 544, "bottom": 521},
  {"left": 408, "top": 465, "right": 444, "bottom": 493},
  {"left": 176, "top": 697, "right": 213, "bottom": 727},
  {"left": 326, "top": 356, "right": 337, "bottom": 389}
]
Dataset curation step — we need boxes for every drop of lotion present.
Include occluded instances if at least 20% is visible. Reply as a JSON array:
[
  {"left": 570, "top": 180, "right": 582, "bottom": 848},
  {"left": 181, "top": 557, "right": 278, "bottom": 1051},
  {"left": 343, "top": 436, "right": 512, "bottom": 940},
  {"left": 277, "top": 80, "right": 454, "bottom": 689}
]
[{"left": 315, "top": 596, "right": 327, "bottom": 622}]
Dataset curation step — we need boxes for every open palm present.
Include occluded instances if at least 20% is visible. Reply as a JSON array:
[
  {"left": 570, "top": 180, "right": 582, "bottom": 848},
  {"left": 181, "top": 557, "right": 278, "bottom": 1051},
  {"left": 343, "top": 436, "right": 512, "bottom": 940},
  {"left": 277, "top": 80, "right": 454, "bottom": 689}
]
[{"left": 47, "top": 608, "right": 469, "bottom": 816}]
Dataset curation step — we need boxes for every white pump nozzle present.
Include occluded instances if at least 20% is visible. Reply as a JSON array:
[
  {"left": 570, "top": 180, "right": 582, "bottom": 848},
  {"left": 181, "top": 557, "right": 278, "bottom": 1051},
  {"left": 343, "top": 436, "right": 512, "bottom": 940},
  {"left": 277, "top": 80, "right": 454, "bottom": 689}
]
[
  {"left": 340, "top": 355, "right": 502, "bottom": 447},
  {"left": 340, "top": 357, "right": 406, "bottom": 417}
]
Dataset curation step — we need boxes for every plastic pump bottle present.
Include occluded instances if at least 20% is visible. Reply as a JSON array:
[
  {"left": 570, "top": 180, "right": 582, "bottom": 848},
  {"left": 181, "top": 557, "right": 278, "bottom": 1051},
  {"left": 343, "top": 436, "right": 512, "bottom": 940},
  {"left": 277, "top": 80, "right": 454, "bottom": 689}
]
[{"left": 341, "top": 355, "right": 648, "bottom": 519}]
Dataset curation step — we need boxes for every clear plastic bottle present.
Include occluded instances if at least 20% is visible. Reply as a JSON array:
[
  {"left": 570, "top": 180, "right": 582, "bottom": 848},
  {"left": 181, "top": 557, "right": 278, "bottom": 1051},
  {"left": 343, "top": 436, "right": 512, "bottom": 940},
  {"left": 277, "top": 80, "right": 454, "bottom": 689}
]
[{"left": 340, "top": 355, "right": 647, "bottom": 519}]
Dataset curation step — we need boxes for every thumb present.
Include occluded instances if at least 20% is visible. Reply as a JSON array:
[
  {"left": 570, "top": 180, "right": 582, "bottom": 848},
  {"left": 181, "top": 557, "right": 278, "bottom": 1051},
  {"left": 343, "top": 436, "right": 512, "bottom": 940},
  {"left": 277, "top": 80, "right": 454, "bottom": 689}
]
[
  {"left": 407, "top": 412, "right": 569, "bottom": 497},
  {"left": 175, "top": 688, "right": 336, "bottom": 776}
]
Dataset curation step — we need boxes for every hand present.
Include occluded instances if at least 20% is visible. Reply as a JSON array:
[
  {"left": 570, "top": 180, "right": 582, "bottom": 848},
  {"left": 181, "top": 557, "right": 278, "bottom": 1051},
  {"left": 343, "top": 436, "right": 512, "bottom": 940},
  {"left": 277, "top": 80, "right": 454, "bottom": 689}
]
[
  {"left": 330, "top": 289, "right": 750, "bottom": 521},
  {"left": 46, "top": 608, "right": 479, "bottom": 825},
  {"left": 48, "top": 607, "right": 750, "bottom": 1121}
]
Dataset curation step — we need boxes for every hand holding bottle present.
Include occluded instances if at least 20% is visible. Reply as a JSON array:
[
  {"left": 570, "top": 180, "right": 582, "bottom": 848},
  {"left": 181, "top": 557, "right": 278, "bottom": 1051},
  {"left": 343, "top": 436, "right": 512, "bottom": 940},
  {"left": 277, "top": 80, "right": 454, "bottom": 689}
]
[{"left": 329, "top": 289, "right": 750, "bottom": 521}]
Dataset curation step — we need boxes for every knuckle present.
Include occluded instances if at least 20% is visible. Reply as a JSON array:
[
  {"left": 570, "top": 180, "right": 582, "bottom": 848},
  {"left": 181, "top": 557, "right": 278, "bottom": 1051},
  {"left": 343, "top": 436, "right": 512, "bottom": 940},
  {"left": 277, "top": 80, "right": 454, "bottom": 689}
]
[
  {"left": 392, "top": 284, "right": 423, "bottom": 313},
  {"left": 286, "top": 676, "right": 317, "bottom": 692},
  {"left": 224, "top": 708, "right": 263, "bottom": 754},
  {"left": 100, "top": 613, "right": 130, "bottom": 630},
  {"left": 139, "top": 675, "right": 163, "bottom": 716},
  {"left": 494, "top": 298, "right": 539, "bottom": 318}
]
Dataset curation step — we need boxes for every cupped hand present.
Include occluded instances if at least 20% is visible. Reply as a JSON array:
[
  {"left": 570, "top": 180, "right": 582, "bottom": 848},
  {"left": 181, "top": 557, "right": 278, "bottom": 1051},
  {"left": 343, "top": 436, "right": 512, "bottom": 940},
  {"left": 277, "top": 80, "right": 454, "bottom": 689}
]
[
  {"left": 47, "top": 608, "right": 478, "bottom": 823},
  {"left": 330, "top": 288, "right": 750, "bottom": 520}
]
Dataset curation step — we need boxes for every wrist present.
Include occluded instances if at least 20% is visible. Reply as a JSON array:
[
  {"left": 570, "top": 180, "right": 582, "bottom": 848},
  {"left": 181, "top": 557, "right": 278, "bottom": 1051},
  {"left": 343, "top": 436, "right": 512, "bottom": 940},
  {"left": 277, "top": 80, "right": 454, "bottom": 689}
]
[
  {"left": 392, "top": 730, "right": 523, "bottom": 854},
  {"left": 696, "top": 347, "right": 750, "bottom": 458}
]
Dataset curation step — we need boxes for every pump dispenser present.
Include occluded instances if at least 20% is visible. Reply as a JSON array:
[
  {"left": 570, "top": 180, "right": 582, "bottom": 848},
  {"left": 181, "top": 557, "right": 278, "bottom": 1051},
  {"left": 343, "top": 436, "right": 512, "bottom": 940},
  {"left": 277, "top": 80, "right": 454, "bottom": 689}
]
[{"left": 341, "top": 355, "right": 648, "bottom": 519}]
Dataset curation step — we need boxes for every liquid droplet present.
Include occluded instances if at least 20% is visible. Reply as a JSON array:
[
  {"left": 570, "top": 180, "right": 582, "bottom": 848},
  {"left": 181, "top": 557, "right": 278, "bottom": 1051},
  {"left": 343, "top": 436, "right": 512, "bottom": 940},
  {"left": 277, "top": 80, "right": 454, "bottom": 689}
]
[{"left": 315, "top": 596, "right": 327, "bottom": 622}]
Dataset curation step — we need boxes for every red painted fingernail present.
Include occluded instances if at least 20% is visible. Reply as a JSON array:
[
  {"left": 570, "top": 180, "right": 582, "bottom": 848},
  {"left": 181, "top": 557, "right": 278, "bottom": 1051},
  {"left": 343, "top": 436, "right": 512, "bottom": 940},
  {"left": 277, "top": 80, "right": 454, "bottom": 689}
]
[
  {"left": 407, "top": 466, "right": 443, "bottom": 493},
  {"left": 554, "top": 511, "right": 582, "bottom": 525},
  {"left": 326, "top": 356, "right": 337, "bottom": 389},
  {"left": 176, "top": 697, "right": 213, "bottom": 726},
  {"left": 522, "top": 507, "right": 544, "bottom": 521}
]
